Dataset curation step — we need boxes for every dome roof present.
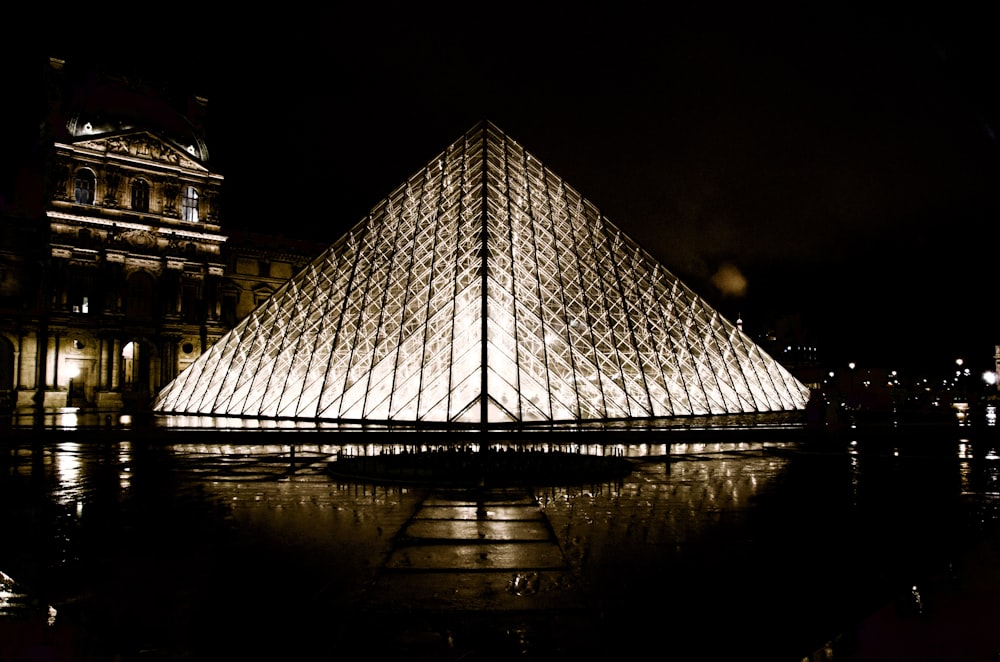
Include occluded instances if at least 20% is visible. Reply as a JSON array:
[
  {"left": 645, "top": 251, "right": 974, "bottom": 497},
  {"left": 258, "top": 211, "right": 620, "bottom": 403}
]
[{"left": 51, "top": 57, "right": 210, "bottom": 162}]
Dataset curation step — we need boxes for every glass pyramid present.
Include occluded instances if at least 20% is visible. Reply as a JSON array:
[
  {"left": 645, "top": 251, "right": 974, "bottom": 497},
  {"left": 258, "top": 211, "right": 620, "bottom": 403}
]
[{"left": 153, "top": 121, "right": 811, "bottom": 426}]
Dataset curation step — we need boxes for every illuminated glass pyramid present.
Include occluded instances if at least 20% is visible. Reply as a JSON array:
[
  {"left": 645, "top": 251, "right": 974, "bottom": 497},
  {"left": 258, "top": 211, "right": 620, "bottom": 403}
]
[{"left": 153, "top": 121, "right": 810, "bottom": 425}]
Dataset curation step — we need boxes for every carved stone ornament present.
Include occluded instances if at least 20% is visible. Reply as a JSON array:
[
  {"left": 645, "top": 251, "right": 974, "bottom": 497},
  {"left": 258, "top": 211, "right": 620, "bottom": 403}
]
[
  {"left": 52, "top": 163, "right": 70, "bottom": 198},
  {"left": 107, "top": 136, "right": 182, "bottom": 166},
  {"left": 120, "top": 229, "right": 157, "bottom": 249},
  {"left": 203, "top": 190, "right": 219, "bottom": 220},
  {"left": 106, "top": 137, "right": 130, "bottom": 154},
  {"left": 162, "top": 183, "right": 179, "bottom": 215},
  {"left": 124, "top": 259, "right": 162, "bottom": 275},
  {"left": 104, "top": 169, "right": 121, "bottom": 206}
]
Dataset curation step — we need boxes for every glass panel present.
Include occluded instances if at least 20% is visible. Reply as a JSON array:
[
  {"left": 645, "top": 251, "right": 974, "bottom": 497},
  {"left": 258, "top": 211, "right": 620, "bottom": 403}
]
[{"left": 152, "top": 122, "right": 810, "bottom": 424}]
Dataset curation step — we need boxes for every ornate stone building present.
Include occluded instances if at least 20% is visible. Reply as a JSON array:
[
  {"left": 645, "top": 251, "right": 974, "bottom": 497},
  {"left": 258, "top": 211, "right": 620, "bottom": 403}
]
[{"left": 0, "top": 57, "right": 324, "bottom": 413}]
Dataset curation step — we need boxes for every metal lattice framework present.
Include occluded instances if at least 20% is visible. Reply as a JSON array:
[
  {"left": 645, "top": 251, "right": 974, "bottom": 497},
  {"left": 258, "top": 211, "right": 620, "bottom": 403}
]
[{"left": 153, "top": 121, "right": 810, "bottom": 426}]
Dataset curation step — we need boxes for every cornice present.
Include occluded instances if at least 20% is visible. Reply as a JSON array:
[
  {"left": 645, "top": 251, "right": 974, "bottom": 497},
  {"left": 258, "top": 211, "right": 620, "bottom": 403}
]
[{"left": 46, "top": 210, "right": 227, "bottom": 243}]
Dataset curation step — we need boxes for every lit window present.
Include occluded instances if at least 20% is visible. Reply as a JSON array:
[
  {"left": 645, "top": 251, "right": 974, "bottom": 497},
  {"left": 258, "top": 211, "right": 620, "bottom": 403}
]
[
  {"left": 182, "top": 186, "right": 199, "bottom": 221},
  {"left": 68, "top": 268, "right": 93, "bottom": 313},
  {"left": 131, "top": 179, "right": 149, "bottom": 212},
  {"left": 74, "top": 170, "right": 95, "bottom": 205}
]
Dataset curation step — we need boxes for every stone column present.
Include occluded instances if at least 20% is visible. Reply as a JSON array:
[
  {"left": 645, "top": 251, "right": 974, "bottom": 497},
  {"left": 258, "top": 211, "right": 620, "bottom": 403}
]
[{"left": 110, "top": 337, "right": 121, "bottom": 390}]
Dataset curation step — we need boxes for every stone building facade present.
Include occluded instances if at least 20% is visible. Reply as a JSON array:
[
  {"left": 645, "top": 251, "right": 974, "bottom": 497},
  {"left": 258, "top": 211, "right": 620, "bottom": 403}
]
[{"left": 0, "top": 57, "right": 324, "bottom": 413}]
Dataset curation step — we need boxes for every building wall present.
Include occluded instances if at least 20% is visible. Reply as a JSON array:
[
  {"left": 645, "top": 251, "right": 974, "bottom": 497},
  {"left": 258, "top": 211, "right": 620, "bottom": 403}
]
[{"left": 0, "top": 58, "right": 325, "bottom": 413}]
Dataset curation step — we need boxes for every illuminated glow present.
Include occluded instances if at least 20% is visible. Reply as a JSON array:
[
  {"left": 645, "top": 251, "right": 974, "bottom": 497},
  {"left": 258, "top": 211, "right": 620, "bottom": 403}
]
[
  {"left": 45, "top": 211, "right": 226, "bottom": 241},
  {"left": 153, "top": 122, "right": 810, "bottom": 424},
  {"left": 1, "top": 570, "right": 57, "bottom": 625},
  {"left": 55, "top": 442, "right": 82, "bottom": 504}
]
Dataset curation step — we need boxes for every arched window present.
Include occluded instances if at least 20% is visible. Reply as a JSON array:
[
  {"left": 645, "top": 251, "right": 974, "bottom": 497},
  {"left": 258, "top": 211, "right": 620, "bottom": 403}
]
[
  {"left": 182, "top": 186, "right": 199, "bottom": 221},
  {"left": 131, "top": 179, "right": 149, "bottom": 212},
  {"left": 74, "top": 170, "right": 95, "bottom": 205}
]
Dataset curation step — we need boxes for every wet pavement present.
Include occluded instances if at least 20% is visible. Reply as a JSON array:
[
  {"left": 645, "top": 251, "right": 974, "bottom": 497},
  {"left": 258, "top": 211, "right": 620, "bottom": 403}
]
[{"left": 2, "top": 421, "right": 1000, "bottom": 660}]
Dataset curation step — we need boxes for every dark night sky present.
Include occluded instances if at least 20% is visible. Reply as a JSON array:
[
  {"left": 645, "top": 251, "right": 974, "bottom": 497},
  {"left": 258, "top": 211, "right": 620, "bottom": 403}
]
[{"left": 5, "top": 4, "right": 1000, "bottom": 377}]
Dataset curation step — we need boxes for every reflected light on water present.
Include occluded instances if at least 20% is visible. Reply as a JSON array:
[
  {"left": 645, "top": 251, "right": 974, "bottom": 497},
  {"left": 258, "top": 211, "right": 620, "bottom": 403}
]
[
  {"left": 55, "top": 443, "right": 82, "bottom": 506},
  {"left": 8, "top": 427, "right": 1000, "bottom": 660},
  {"left": 0, "top": 570, "right": 57, "bottom": 626},
  {"left": 119, "top": 442, "right": 132, "bottom": 492},
  {"left": 958, "top": 441, "right": 973, "bottom": 459},
  {"left": 958, "top": 441, "right": 974, "bottom": 495},
  {"left": 0, "top": 572, "right": 19, "bottom": 613},
  {"left": 953, "top": 402, "right": 970, "bottom": 426},
  {"left": 849, "top": 455, "right": 861, "bottom": 506}
]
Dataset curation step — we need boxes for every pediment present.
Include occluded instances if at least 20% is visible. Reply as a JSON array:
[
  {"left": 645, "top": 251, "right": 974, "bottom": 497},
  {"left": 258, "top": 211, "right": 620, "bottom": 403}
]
[{"left": 72, "top": 130, "right": 209, "bottom": 172}]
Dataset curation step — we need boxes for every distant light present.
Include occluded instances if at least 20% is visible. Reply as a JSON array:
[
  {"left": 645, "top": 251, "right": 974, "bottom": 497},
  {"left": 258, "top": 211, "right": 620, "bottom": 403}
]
[{"left": 983, "top": 371, "right": 997, "bottom": 386}]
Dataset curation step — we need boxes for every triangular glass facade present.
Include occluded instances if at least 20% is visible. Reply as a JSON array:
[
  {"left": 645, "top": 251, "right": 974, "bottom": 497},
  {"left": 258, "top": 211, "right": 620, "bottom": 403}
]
[{"left": 153, "top": 121, "right": 811, "bottom": 425}]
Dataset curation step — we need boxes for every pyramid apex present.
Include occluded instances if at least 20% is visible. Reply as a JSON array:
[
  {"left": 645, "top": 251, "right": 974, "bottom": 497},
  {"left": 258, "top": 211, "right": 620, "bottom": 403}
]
[{"left": 154, "top": 122, "right": 809, "bottom": 425}]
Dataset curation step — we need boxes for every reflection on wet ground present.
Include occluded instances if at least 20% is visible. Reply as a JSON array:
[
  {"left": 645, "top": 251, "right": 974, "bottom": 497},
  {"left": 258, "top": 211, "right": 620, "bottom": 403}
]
[
  {"left": 371, "top": 487, "right": 571, "bottom": 609},
  {"left": 1, "top": 429, "right": 999, "bottom": 660}
]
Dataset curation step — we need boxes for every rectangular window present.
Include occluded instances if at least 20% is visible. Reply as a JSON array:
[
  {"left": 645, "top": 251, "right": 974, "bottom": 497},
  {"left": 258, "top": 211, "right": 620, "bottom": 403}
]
[
  {"left": 74, "top": 173, "right": 95, "bottom": 204},
  {"left": 69, "top": 272, "right": 93, "bottom": 313},
  {"left": 182, "top": 186, "right": 199, "bottom": 222},
  {"left": 131, "top": 180, "right": 149, "bottom": 212}
]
